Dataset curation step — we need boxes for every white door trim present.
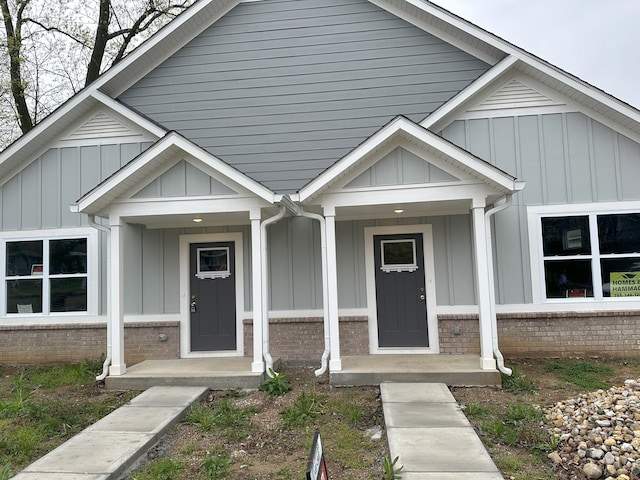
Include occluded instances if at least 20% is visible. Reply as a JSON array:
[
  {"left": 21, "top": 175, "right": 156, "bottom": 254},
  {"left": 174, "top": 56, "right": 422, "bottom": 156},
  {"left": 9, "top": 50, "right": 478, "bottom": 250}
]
[
  {"left": 364, "top": 224, "right": 439, "bottom": 354},
  {"left": 179, "top": 232, "right": 244, "bottom": 358}
]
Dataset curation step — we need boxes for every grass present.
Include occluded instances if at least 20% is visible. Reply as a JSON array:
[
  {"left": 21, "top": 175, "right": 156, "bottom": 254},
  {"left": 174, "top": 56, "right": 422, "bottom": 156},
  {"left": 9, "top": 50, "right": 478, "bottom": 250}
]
[
  {"left": 545, "top": 359, "right": 614, "bottom": 390},
  {"left": 0, "top": 360, "right": 138, "bottom": 473}
]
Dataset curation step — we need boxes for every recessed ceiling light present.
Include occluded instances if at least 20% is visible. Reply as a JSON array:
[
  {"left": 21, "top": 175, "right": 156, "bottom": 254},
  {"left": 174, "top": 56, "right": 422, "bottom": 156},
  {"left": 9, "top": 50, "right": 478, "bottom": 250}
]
[
  {"left": 394, "top": 209, "right": 404, "bottom": 214},
  {"left": 192, "top": 217, "right": 203, "bottom": 223}
]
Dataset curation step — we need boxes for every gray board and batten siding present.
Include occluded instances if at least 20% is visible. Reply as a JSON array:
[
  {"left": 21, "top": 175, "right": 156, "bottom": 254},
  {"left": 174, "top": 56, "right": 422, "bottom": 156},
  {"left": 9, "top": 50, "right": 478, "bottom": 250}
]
[
  {"left": 441, "top": 112, "right": 640, "bottom": 306},
  {"left": 117, "top": 0, "right": 491, "bottom": 193}
]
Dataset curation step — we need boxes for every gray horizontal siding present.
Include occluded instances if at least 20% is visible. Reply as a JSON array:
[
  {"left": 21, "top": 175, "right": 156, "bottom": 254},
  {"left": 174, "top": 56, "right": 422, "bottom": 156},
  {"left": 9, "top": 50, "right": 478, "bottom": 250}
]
[
  {"left": 118, "top": 0, "right": 490, "bottom": 193},
  {"left": 1, "top": 142, "right": 150, "bottom": 231},
  {"left": 441, "top": 112, "right": 640, "bottom": 305}
]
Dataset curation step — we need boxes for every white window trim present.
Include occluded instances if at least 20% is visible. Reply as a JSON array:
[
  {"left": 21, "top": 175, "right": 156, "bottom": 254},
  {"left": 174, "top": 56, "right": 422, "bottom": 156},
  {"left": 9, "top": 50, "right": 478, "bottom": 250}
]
[
  {"left": 0, "top": 228, "right": 99, "bottom": 318},
  {"left": 528, "top": 202, "right": 640, "bottom": 305}
]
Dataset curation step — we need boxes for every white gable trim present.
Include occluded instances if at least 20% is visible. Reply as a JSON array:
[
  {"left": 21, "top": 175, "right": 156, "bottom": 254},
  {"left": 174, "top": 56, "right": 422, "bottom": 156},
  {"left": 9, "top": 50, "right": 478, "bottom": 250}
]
[
  {"left": 74, "top": 132, "right": 275, "bottom": 214},
  {"left": 298, "top": 116, "right": 519, "bottom": 202}
]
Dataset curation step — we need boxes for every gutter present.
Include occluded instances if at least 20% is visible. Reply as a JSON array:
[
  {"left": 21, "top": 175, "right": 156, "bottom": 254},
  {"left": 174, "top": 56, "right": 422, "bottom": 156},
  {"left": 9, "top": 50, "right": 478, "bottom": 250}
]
[
  {"left": 277, "top": 196, "right": 331, "bottom": 376},
  {"left": 484, "top": 195, "right": 513, "bottom": 376},
  {"left": 87, "top": 214, "right": 112, "bottom": 381}
]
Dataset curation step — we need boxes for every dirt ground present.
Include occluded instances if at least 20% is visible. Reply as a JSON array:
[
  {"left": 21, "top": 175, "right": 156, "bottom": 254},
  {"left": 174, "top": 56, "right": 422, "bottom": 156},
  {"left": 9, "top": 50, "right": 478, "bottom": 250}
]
[{"left": 126, "top": 357, "right": 640, "bottom": 480}]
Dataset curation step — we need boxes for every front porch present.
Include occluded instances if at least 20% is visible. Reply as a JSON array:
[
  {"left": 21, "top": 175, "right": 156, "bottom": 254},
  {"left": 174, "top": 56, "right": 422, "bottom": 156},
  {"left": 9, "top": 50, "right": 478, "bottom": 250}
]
[{"left": 103, "top": 354, "right": 501, "bottom": 390}]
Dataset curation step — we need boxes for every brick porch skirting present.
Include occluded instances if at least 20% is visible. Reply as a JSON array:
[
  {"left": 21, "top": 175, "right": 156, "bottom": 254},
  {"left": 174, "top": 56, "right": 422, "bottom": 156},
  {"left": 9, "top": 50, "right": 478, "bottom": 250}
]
[
  {"left": 243, "top": 316, "right": 369, "bottom": 363},
  {"left": 0, "top": 322, "right": 180, "bottom": 365}
]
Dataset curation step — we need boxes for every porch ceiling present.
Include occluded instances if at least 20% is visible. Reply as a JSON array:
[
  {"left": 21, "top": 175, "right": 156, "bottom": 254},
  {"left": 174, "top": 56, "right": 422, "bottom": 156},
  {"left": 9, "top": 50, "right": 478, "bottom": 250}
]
[
  {"left": 334, "top": 199, "right": 472, "bottom": 220},
  {"left": 124, "top": 211, "right": 251, "bottom": 229}
]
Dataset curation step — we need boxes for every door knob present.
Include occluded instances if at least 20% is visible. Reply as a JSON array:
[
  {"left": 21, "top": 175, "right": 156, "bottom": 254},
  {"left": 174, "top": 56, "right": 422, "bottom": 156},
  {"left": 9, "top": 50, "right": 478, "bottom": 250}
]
[{"left": 420, "top": 294, "right": 425, "bottom": 301}]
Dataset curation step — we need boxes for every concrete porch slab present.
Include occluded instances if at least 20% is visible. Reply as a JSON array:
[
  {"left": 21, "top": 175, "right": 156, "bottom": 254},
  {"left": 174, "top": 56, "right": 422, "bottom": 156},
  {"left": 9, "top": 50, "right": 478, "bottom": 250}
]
[
  {"left": 330, "top": 354, "right": 501, "bottom": 386},
  {"left": 104, "top": 357, "right": 266, "bottom": 390}
]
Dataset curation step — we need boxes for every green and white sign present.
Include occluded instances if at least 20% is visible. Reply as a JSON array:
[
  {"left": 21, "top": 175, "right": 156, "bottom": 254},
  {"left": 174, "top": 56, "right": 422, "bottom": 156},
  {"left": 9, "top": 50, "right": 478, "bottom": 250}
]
[{"left": 610, "top": 272, "right": 640, "bottom": 297}]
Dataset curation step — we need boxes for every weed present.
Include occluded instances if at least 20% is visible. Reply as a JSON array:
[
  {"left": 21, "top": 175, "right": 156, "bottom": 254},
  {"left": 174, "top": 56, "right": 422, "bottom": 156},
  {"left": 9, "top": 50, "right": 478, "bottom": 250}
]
[
  {"left": 132, "top": 457, "right": 184, "bottom": 480},
  {"left": 502, "top": 368, "right": 537, "bottom": 394},
  {"left": 186, "top": 398, "right": 256, "bottom": 441},
  {"left": 202, "top": 451, "right": 230, "bottom": 479},
  {"left": 545, "top": 359, "right": 613, "bottom": 390},
  {"left": 281, "top": 391, "right": 324, "bottom": 429},
  {"left": 276, "top": 466, "right": 297, "bottom": 479},
  {"left": 382, "top": 455, "right": 403, "bottom": 480},
  {"left": 504, "top": 402, "right": 542, "bottom": 426},
  {"left": 259, "top": 369, "right": 292, "bottom": 396},
  {"left": 462, "top": 401, "right": 492, "bottom": 419},
  {"left": 346, "top": 404, "right": 364, "bottom": 426},
  {"left": 0, "top": 463, "right": 13, "bottom": 480},
  {"left": 0, "top": 371, "right": 32, "bottom": 418}
]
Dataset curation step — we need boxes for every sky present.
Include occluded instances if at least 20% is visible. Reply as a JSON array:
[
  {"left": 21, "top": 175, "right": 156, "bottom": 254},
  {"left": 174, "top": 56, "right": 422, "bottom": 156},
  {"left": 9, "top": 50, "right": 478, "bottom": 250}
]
[{"left": 430, "top": 0, "right": 640, "bottom": 109}]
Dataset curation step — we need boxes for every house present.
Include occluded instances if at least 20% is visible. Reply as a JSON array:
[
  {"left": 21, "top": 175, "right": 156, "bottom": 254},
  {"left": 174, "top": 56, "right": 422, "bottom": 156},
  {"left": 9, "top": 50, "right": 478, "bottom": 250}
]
[{"left": 1, "top": 0, "right": 639, "bottom": 382}]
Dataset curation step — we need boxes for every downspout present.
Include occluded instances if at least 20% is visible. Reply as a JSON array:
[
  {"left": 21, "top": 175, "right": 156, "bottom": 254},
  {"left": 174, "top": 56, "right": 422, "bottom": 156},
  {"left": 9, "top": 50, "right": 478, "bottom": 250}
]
[
  {"left": 485, "top": 195, "right": 513, "bottom": 376},
  {"left": 278, "top": 196, "right": 330, "bottom": 376},
  {"left": 261, "top": 206, "right": 287, "bottom": 377},
  {"left": 87, "top": 215, "right": 111, "bottom": 381}
]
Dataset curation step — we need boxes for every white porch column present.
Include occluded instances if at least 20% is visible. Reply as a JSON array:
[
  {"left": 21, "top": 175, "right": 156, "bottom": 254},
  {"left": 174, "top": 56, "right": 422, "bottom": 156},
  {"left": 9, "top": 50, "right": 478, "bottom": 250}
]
[
  {"left": 250, "top": 208, "right": 264, "bottom": 373},
  {"left": 108, "top": 216, "right": 126, "bottom": 375},
  {"left": 324, "top": 206, "right": 342, "bottom": 371},
  {"left": 471, "top": 200, "right": 496, "bottom": 370}
]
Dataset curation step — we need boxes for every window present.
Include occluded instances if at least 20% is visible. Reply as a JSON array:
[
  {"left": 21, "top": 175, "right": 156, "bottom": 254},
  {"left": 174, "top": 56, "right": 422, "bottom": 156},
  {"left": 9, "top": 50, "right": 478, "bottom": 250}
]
[
  {"left": 380, "top": 239, "right": 418, "bottom": 273},
  {"left": 538, "top": 211, "right": 640, "bottom": 300},
  {"left": 5, "top": 237, "right": 88, "bottom": 314},
  {"left": 195, "top": 247, "right": 230, "bottom": 279}
]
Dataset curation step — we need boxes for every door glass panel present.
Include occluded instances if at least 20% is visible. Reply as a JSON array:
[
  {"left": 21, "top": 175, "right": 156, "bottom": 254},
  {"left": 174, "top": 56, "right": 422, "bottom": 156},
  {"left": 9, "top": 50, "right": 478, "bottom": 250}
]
[
  {"left": 381, "top": 240, "right": 417, "bottom": 272},
  {"left": 196, "top": 247, "right": 230, "bottom": 279}
]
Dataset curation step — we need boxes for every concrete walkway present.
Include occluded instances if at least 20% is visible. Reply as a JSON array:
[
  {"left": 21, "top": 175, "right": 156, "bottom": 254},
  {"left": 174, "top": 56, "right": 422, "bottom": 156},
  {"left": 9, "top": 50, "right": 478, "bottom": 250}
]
[
  {"left": 381, "top": 382, "right": 503, "bottom": 479},
  {"left": 13, "top": 382, "right": 502, "bottom": 479},
  {"left": 12, "top": 386, "right": 208, "bottom": 480}
]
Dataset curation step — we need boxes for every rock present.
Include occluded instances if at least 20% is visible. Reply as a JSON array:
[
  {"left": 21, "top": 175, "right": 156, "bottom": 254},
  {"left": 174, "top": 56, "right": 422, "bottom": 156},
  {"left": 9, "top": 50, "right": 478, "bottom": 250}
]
[
  {"left": 604, "top": 451, "right": 615, "bottom": 465},
  {"left": 548, "top": 452, "right": 562, "bottom": 463},
  {"left": 583, "top": 462, "right": 603, "bottom": 479},
  {"left": 365, "top": 425, "right": 383, "bottom": 441}
]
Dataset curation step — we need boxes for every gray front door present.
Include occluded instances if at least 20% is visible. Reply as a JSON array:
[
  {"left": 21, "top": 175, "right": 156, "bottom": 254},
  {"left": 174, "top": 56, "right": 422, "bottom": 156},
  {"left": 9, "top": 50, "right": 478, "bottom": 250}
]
[
  {"left": 189, "top": 241, "right": 236, "bottom": 351},
  {"left": 374, "top": 233, "right": 428, "bottom": 347}
]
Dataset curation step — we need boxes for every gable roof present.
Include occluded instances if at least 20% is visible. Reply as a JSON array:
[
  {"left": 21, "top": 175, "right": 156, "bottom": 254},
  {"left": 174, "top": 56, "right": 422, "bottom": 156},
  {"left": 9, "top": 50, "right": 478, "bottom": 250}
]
[
  {"left": 2, "top": 0, "right": 639, "bottom": 195},
  {"left": 73, "top": 131, "right": 275, "bottom": 215},
  {"left": 298, "top": 115, "right": 523, "bottom": 202}
]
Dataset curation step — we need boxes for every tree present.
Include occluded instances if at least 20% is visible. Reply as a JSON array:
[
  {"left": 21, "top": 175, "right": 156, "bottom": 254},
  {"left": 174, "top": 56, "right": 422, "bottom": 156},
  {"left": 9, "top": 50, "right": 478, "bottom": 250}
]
[{"left": 0, "top": 0, "right": 194, "bottom": 148}]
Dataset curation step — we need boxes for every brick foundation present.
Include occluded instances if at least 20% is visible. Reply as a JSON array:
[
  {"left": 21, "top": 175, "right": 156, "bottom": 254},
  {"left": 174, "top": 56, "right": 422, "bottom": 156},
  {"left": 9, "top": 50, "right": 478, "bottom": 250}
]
[
  {"left": 243, "top": 316, "right": 369, "bottom": 363},
  {"left": 438, "top": 311, "right": 640, "bottom": 358},
  {"left": 3, "top": 311, "right": 639, "bottom": 365},
  {"left": 0, "top": 322, "right": 180, "bottom": 365}
]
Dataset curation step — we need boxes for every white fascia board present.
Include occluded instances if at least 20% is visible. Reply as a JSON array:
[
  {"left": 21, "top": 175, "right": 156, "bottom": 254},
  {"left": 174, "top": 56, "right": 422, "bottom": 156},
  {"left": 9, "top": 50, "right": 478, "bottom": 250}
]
[
  {"left": 422, "top": 55, "right": 519, "bottom": 132},
  {"left": 90, "top": 91, "right": 167, "bottom": 139},
  {"left": 169, "top": 134, "right": 275, "bottom": 203},
  {"left": 299, "top": 116, "right": 518, "bottom": 202},
  {"left": 298, "top": 116, "right": 408, "bottom": 202},
  {"left": 388, "top": 0, "right": 640, "bottom": 135},
  {"left": 0, "top": 90, "right": 98, "bottom": 183},
  {"left": 110, "top": 195, "right": 264, "bottom": 217},
  {"left": 96, "top": 0, "right": 240, "bottom": 97},
  {"left": 76, "top": 132, "right": 274, "bottom": 213},
  {"left": 397, "top": 119, "right": 517, "bottom": 191}
]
